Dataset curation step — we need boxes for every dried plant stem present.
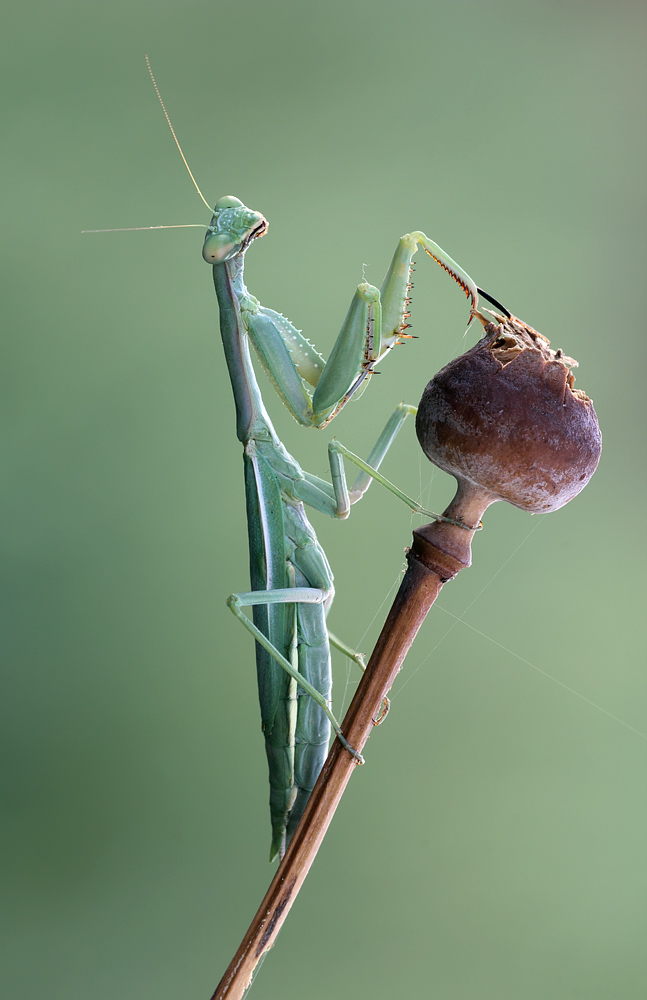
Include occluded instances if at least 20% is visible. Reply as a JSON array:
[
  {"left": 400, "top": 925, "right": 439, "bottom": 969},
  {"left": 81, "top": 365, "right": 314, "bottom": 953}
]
[{"left": 211, "top": 488, "right": 489, "bottom": 1000}]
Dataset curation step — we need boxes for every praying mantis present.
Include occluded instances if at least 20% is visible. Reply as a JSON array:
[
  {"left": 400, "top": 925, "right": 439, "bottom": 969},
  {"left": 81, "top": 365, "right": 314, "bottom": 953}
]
[
  {"left": 202, "top": 196, "right": 482, "bottom": 860},
  {"left": 95, "top": 60, "right": 490, "bottom": 862}
]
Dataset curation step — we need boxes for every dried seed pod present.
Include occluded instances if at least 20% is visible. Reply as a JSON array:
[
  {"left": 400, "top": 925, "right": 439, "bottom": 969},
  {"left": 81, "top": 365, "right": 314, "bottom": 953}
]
[{"left": 416, "top": 313, "right": 602, "bottom": 515}]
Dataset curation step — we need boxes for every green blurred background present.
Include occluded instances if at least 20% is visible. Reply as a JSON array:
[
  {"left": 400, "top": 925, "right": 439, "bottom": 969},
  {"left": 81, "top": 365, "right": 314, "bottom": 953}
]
[{"left": 2, "top": 1, "right": 646, "bottom": 997}]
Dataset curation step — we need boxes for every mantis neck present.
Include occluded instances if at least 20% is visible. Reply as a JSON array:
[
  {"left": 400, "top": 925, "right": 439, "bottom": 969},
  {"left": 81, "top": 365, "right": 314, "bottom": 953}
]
[{"left": 212, "top": 256, "right": 277, "bottom": 447}]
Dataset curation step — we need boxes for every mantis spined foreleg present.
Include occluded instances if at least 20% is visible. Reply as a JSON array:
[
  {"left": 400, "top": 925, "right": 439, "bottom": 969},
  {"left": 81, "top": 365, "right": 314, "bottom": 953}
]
[{"left": 203, "top": 198, "right": 479, "bottom": 431}]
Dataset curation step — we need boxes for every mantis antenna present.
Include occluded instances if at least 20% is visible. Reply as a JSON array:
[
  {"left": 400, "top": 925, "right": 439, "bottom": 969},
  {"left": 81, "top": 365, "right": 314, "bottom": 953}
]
[
  {"left": 82, "top": 224, "right": 205, "bottom": 233},
  {"left": 145, "top": 54, "right": 213, "bottom": 214},
  {"left": 82, "top": 58, "right": 213, "bottom": 235}
]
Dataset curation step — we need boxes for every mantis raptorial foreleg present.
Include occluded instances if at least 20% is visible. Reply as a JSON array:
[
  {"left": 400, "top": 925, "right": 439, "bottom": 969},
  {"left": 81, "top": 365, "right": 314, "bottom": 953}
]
[{"left": 203, "top": 198, "right": 480, "bottom": 432}]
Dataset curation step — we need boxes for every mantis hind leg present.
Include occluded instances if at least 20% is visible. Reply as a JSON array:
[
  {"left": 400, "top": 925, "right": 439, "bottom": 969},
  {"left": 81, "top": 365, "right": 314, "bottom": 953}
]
[
  {"left": 328, "top": 630, "right": 390, "bottom": 725},
  {"left": 227, "top": 588, "right": 365, "bottom": 765},
  {"left": 229, "top": 587, "right": 364, "bottom": 859},
  {"left": 327, "top": 629, "right": 366, "bottom": 671}
]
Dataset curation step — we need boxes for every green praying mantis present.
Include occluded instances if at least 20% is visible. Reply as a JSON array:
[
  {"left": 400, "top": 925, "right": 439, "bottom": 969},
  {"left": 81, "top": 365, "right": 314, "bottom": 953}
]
[
  {"left": 202, "top": 196, "right": 486, "bottom": 860},
  {"left": 91, "top": 60, "right": 502, "bottom": 862}
]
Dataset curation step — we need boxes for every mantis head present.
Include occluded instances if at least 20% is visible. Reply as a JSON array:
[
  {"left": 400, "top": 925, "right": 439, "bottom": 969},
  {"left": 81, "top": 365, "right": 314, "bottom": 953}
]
[{"left": 202, "top": 196, "right": 268, "bottom": 264}]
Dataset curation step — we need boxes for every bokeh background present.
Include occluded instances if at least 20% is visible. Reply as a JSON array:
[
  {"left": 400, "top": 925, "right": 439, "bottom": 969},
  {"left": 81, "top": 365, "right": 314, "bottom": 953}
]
[{"left": 3, "top": 2, "right": 646, "bottom": 998}]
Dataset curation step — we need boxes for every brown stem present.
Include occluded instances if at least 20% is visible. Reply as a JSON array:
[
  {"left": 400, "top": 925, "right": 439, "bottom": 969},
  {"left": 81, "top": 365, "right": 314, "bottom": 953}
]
[{"left": 210, "top": 487, "right": 492, "bottom": 1000}]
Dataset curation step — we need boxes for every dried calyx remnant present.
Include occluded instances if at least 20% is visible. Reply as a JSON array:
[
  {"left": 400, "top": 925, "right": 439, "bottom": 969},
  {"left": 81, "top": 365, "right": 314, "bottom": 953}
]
[{"left": 415, "top": 312, "right": 602, "bottom": 524}]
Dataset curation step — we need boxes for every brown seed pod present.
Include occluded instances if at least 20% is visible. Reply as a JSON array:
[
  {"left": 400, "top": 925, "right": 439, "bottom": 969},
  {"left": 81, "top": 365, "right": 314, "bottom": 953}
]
[{"left": 415, "top": 313, "right": 602, "bottom": 515}]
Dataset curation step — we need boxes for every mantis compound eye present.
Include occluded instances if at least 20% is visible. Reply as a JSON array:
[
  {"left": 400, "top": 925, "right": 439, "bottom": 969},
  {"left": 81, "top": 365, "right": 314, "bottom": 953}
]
[
  {"left": 214, "top": 195, "right": 244, "bottom": 210},
  {"left": 202, "top": 232, "right": 237, "bottom": 263}
]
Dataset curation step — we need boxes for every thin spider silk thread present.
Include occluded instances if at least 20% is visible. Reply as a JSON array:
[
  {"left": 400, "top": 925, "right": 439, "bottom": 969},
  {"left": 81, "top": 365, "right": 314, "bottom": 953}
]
[{"left": 341, "top": 502, "right": 644, "bottom": 742}]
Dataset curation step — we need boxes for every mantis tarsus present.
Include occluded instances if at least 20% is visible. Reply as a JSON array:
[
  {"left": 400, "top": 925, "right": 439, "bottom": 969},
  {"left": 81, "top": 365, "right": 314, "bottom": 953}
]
[{"left": 203, "top": 196, "right": 480, "bottom": 860}]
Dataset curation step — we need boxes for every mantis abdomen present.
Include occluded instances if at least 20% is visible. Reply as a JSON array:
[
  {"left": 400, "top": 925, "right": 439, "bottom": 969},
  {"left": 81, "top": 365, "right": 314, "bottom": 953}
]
[{"left": 244, "top": 448, "right": 333, "bottom": 860}]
